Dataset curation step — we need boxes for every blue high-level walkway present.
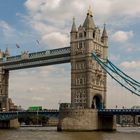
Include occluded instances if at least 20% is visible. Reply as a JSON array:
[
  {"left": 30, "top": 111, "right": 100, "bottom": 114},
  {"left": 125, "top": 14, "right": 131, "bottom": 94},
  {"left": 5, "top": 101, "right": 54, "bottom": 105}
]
[{"left": 0, "top": 47, "right": 70, "bottom": 70}]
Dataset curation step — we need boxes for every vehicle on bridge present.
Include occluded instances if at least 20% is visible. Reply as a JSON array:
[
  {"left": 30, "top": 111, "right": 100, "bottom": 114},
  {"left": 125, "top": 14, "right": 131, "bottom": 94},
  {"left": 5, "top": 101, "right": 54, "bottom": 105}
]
[{"left": 28, "top": 106, "right": 42, "bottom": 111}]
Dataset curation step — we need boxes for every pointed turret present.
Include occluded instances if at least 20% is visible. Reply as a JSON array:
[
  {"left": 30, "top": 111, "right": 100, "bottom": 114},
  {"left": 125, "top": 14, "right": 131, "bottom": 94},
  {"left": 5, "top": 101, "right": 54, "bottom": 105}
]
[
  {"left": 5, "top": 48, "right": 10, "bottom": 57},
  {"left": 70, "top": 17, "right": 77, "bottom": 42},
  {"left": 102, "top": 24, "right": 108, "bottom": 38},
  {"left": 101, "top": 24, "right": 108, "bottom": 46},
  {"left": 83, "top": 6, "right": 95, "bottom": 29},
  {"left": 71, "top": 17, "right": 77, "bottom": 33}
]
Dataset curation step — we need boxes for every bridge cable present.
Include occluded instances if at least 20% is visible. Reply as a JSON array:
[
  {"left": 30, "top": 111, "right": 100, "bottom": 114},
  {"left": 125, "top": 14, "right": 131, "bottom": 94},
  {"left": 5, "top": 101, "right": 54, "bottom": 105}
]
[
  {"left": 92, "top": 53, "right": 140, "bottom": 97},
  {"left": 107, "top": 61, "right": 139, "bottom": 91},
  {"left": 107, "top": 59, "right": 140, "bottom": 86}
]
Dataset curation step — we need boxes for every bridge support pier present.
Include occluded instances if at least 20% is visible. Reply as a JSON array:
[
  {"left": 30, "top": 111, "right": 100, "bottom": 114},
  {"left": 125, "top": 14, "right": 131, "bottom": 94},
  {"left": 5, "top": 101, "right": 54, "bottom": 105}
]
[
  {"left": 58, "top": 109, "right": 116, "bottom": 131},
  {"left": 0, "top": 119, "right": 19, "bottom": 129},
  {"left": 98, "top": 115, "right": 116, "bottom": 130}
]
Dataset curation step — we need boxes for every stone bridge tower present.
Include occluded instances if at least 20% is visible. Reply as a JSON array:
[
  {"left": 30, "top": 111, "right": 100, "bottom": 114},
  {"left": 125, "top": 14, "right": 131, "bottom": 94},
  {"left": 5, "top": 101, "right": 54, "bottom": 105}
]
[
  {"left": 0, "top": 48, "right": 10, "bottom": 111},
  {"left": 58, "top": 8, "right": 115, "bottom": 131},
  {"left": 70, "top": 8, "right": 108, "bottom": 110}
]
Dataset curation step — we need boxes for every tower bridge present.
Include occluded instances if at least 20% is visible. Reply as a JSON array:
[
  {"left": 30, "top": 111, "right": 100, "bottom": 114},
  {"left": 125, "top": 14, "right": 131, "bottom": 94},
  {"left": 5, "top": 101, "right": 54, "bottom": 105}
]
[{"left": 0, "top": 7, "right": 140, "bottom": 130}]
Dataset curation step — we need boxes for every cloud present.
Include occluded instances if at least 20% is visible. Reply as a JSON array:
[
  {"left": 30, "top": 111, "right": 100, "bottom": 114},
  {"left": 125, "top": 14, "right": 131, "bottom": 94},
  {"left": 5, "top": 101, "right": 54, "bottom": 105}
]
[
  {"left": 9, "top": 64, "right": 71, "bottom": 109},
  {"left": 41, "top": 32, "right": 69, "bottom": 48},
  {"left": 31, "top": 97, "right": 45, "bottom": 101},
  {"left": 120, "top": 61, "right": 140, "bottom": 69},
  {"left": 112, "top": 31, "right": 134, "bottom": 42},
  {"left": 23, "top": 0, "right": 140, "bottom": 50},
  {"left": 0, "top": 20, "right": 15, "bottom": 37},
  {"left": 109, "top": 54, "right": 120, "bottom": 62}
]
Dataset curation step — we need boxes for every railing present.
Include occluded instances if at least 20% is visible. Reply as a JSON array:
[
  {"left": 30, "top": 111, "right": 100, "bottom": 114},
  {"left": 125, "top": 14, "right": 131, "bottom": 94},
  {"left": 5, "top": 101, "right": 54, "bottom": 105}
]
[
  {"left": 0, "top": 47, "right": 71, "bottom": 70},
  {"left": 0, "top": 47, "right": 71, "bottom": 64},
  {"left": 98, "top": 109, "right": 140, "bottom": 115},
  {"left": 0, "top": 110, "right": 59, "bottom": 121}
]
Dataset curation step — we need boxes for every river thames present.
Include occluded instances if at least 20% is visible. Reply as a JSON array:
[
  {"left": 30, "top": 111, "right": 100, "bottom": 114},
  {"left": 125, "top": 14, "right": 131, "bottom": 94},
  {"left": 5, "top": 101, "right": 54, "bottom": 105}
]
[{"left": 0, "top": 127, "right": 139, "bottom": 140}]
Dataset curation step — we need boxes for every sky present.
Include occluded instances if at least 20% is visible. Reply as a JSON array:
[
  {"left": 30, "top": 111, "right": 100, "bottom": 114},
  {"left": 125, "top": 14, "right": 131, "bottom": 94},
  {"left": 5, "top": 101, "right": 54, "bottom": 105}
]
[{"left": 0, "top": 0, "right": 140, "bottom": 109}]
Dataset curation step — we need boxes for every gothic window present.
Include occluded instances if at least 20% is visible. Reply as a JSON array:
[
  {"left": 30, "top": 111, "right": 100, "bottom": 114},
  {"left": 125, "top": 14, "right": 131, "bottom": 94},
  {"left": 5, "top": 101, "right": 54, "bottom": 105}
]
[
  {"left": 79, "top": 33, "right": 83, "bottom": 38},
  {"left": 80, "top": 78, "right": 83, "bottom": 84},
  {"left": 84, "top": 31, "right": 86, "bottom": 37},
  {"left": 96, "top": 77, "right": 100, "bottom": 85},
  {"left": 78, "top": 42, "right": 82, "bottom": 49},
  {"left": 93, "top": 31, "right": 95, "bottom": 38}
]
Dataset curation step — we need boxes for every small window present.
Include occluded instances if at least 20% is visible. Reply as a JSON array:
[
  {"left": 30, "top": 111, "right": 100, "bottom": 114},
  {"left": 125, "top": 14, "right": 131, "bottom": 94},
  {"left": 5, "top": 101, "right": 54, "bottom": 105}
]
[
  {"left": 80, "top": 79, "right": 83, "bottom": 84},
  {"left": 84, "top": 31, "right": 86, "bottom": 37},
  {"left": 78, "top": 42, "right": 82, "bottom": 49},
  {"left": 79, "top": 33, "right": 83, "bottom": 38},
  {"left": 93, "top": 32, "right": 95, "bottom": 38}
]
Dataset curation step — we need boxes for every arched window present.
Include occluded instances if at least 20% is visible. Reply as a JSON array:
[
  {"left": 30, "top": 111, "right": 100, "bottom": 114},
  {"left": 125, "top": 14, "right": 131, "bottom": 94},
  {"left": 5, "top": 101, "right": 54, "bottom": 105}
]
[
  {"left": 79, "top": 33, "right": 83, "bottom": 38},
  {"left": 84, "top": 31, "right": 86, "bottom": 37},
  {"left": 93, "top": 31, "right": 95, "bottom": 38},
  {"left": 78, "top": 42, "right": 82, "bottom": 49}
]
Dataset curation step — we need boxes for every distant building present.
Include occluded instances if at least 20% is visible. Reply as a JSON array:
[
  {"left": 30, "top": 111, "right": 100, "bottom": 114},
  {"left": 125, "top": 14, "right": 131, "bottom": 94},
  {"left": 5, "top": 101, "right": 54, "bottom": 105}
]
[{"left": 116, "top": 106, "right": 140, "bottom": 126}]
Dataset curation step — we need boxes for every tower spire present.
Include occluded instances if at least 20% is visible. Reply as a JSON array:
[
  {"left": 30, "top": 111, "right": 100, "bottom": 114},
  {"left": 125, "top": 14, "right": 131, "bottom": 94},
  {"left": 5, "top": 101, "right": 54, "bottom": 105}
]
[
  {"left": 5, "top": 48, "right": 10, "bottom": 57},
  {"left": 88, "top": 5, "right": 93, "bottom": 17},
  {"left": 101, "top": 24, "right": 108, "bottom": 46},
  {"left": 102, "top": 23, "right": 108, "bottom": 37},
  {"left": 83, "top": 7, "right": 95, "bottom": 29},
  {"left": 71, "top": 17, "right": 77, "bottom": 32}
]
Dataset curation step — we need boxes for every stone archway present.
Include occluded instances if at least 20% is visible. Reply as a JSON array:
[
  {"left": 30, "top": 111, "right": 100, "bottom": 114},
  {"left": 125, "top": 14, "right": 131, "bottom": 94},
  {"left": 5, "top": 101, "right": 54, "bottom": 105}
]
[{"left": 91, "top": 95, "right": 103, "bottom": 110}]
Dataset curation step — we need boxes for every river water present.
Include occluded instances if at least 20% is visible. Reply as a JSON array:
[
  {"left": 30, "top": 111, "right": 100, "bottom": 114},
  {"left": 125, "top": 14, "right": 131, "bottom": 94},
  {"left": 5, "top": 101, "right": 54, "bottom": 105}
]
[{"left": 0, "top": 127, "right": 140, "bottom": 140}]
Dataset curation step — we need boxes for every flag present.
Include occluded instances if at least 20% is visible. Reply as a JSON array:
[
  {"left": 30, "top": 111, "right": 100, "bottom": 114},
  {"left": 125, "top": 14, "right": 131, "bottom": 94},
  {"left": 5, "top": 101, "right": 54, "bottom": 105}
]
[
  {"left": 36, "top": 40, "right": 40, "bottom": 45},
  {"left": 16, "top": 44, "right": 20, "bottom": 48}
]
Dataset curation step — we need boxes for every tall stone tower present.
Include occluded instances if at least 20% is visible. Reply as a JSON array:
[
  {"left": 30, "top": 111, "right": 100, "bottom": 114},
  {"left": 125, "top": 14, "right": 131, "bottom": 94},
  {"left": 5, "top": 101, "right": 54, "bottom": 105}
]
[
  {"left": 0, "top": 48, "right": 10, "bottom": 111},
  {"left": 70, "top": 8, "right": 108, "bottom": 109},
  {"left": 58, "top": 8, "right": 114, "bottom": 131}
]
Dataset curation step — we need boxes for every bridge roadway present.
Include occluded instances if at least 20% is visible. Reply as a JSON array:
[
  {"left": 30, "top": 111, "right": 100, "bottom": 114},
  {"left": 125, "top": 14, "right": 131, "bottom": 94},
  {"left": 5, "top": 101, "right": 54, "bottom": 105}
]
[
  {"left": 0, "top": 47, "right": 71, "bottom": 70},
  {"left": 0, "top": 109, "right": 140, "bottom": 121},
  {"left": 98, "top": 109, "right": 140, "bottom": 115},
  {"left": 0, "top": 110, "right": 59, "bottom": 121}
]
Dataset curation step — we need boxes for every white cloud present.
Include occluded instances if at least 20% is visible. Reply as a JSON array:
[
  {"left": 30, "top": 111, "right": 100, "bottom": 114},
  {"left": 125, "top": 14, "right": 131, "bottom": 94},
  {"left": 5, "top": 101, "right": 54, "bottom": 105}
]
[
  {"left": 112, "top": 31, "right": 134, "bottom": 42},
  {"left": 31, "top": 97, "right": 45, "bottom": 101},
  {"left": 120, "top": 61, "right": 140, "bottom": 69},
  {"left": 109, "top": 54, "right": 120, "bottom": 61},
  {"left": 9, "top": 64, "right": 71, "bottom": 109},
  {"left": 41, "top": 32, "right": 69, "bottom": 48},
  {"left": 0, "top": 20, "right": 15, "bottom": 37}
]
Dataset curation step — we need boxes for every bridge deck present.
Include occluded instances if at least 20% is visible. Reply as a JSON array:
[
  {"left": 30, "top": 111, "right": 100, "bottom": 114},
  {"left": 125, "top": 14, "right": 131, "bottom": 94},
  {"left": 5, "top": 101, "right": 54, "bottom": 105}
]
[
  {"left": 0, "top": 110, "right": 59, "bottom": 121},
  {"left": 0, "top": 47, "right": 71, "bottom": 70},
  {"left": 98, "top": 109, "right": 140, "bottom": 115}
]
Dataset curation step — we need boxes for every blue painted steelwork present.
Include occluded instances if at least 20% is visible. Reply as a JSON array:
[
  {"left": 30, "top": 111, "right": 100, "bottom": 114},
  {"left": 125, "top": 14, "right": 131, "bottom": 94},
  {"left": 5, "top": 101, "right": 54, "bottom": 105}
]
[
  {"left": 107, "top": 59, "right": 140, "bottom": 86},
  {"left": 0, "top": 110, "right": 59, "bottom": 121},
  {"left": 99, "top": 109, "right": 140, "bottom": 115},
  {"left": 92, "top": 53, "right": 140, "bottom": 97},
  {"left": 0, "top": 109, "right": 140, "bottom": 121}
]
